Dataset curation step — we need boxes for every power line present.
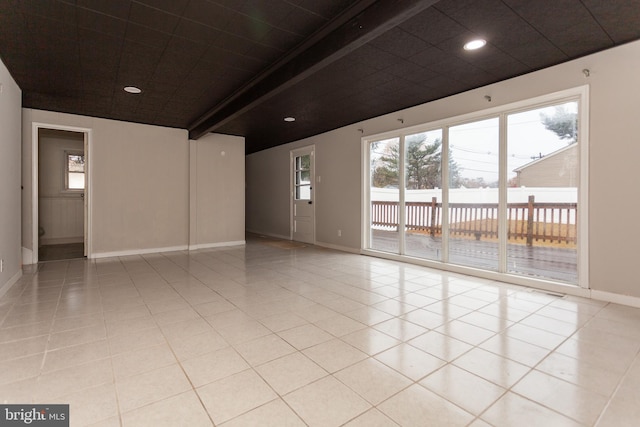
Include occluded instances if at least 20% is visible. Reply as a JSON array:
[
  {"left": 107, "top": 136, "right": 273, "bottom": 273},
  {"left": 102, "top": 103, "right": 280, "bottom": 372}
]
[
  {"left": 452, "top": 145, "right": 538, "bottom": 159},
  {"left": 458, "top": 167, "right": 499, "bottom": 174},
  {"left": 452, "top": 156, "right": 497, "bottom": 165}
]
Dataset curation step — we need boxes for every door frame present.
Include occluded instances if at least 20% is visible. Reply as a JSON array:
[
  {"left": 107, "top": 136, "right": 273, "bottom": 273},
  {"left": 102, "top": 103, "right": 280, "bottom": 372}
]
[
  {"left": 290, "top": 145, "right": 316, "bottom": 243},
  {"left": 31, "top": 122, "right": 93, "bottom": 263}
]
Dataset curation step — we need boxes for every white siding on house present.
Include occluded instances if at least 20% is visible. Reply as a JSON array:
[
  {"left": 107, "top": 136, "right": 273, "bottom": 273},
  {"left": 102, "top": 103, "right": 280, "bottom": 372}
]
[{"left": 515, "top": 144, "right": 578, "bottom": 187}]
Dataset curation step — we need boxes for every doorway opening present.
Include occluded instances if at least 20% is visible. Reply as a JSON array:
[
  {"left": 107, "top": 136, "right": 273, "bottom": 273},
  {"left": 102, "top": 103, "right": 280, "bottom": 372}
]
[{"left": 32, "top": 124, "right": 91, "bottom": 263}]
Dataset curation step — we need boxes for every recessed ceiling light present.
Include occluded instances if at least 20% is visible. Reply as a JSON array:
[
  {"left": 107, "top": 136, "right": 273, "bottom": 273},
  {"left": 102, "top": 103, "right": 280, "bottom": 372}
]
[
  {"left": 284, "top": 117, "right": 296, "bottom": 122},
  {"left": 463, "top": 39, "right": 487, "bottom": 51},
  {"left": 124, "top": 86, "right": 142, "bottom": 94}
]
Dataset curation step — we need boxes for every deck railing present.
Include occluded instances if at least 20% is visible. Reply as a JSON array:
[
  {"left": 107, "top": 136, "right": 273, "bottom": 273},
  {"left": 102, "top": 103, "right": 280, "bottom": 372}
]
[{"left": 372, "top": 196, "right": 577, "bottom": 245}]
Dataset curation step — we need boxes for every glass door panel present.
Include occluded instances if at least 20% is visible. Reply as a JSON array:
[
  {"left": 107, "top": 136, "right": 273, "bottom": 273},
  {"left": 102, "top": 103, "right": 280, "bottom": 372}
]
[
  {"left": 448, "top": 117, "right": 500, "bottom": 271},
  {"left": 295, "top": 154, "right": 311, "bottom": 200},
  {"left": 404, "top": 129, "right": 443, "bottom": 260},
  {"left": 370, "top": 137, "right": 400, "bottom": 253},
  {"left": 506, "top": 102, "right": 578, "bottom": 283},
  {"left": 292, "top": 148, "right": 315, "bottom": 244}
]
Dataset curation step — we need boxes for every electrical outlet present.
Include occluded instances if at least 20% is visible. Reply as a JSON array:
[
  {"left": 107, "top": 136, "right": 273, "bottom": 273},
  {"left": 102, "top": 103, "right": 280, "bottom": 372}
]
[{"left": 337, "top": 229, "right": 342, "bottom": 237}]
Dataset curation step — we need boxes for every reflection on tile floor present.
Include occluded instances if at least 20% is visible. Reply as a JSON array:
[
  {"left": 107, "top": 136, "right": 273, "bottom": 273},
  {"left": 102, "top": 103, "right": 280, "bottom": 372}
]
[{"left": 1, "top": 236, "right": 639, "bottom": 426}]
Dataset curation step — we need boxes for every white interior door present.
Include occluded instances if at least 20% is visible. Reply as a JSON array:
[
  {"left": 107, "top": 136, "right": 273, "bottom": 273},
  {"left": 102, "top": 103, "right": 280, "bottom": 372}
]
[{"left": 291, "top": 146, "right": 315, "bottom": 244}]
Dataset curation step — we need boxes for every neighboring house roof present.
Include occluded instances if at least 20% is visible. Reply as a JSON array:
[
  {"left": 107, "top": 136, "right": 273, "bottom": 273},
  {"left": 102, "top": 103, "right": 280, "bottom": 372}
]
[{"left": 513, "top": 143, "right": 577, "bottom": 173}]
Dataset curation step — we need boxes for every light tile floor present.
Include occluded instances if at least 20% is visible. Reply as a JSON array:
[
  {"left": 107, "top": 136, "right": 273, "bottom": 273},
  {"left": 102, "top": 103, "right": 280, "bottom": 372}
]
[{"left": 1, "top": 237, "right": 640, "bottom": 426}]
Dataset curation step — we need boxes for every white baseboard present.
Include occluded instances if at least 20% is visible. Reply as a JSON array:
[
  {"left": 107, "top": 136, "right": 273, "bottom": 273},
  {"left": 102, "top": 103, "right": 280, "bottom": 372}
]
[
  {"left": 19, "top": 237, "right": 640, "bottom": 310},
  {"left": 315, "top": 241, "right": 361, "bottom": 254},
  {"left": 0, "top": 270, "right": 23, "bottom": 299},
  {"left": 590, "top": 290, "right": 640, "bottom": 308},
  {"left": 22, "top": 247, "right": 34, "bottom": 265},
  {"left": 189, "top": 240, "right": 246, "bottom": 250},
  {"left": 88, "top": 240, "right": 248, "bottom": 259},
  {"left": 91, "top": 245, "right": 189, "bottom": 259}
]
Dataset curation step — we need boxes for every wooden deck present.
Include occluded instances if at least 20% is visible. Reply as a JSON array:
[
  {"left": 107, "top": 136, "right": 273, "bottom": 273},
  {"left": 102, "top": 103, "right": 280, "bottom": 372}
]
[{"left": 370, "top": 230, "right": 577, "bottom": 283}]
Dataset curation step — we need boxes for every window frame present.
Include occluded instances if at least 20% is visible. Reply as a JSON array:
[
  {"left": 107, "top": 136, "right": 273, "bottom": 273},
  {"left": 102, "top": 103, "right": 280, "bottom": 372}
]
[{"left": 64, "top": 150, "right": 85, "bottom": 192}]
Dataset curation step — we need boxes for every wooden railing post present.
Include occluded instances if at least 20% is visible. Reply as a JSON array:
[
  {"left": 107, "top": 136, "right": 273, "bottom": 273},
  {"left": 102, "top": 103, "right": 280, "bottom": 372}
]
[
  {"left": 430, "top": 197, "right": 437, "bottom": 237},
  {"left": 526, "top": 195, "right": 534, "bottom": 246}
]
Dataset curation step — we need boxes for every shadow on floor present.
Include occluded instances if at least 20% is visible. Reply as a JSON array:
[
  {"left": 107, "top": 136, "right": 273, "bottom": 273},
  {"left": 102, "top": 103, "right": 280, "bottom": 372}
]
[{"left": 39, "top": 243, "right": 85, "bottom": 262}]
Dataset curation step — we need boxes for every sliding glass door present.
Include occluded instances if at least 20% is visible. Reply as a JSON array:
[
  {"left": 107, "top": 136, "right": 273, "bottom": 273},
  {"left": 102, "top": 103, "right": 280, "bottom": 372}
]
[
  {"left": 404, "top": 129, "right": 443, "bottom": 261},
  {"left": 448, "top": 117, "right": 499, "bottom": 271},
  {"left": 506, "top": 101, "right": 578, "bottom": 283},
  {"left": 370, "top": 137, "right": 400, "bottom": 254},
  {"left": 365, "top": 91, "right": 585, "bottom": 287}
]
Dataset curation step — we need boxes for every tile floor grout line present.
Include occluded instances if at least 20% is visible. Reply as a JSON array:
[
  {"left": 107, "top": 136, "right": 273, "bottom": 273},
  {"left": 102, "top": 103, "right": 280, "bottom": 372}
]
[
  {"left": 592, "top": 346, "right": 640, "bottom": 427},
  {"left": 489, "top": 298, "right": 618, "bottom": 426},
  {"left": 2, "top": 240, "right": 640, "bottom": 425}
]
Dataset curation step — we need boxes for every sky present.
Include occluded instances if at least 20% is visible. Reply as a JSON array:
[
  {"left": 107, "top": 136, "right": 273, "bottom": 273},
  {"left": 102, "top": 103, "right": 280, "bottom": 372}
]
[
  {"left": 449, "top": 102, "right": 577, "bottom": 182},
  {"left": 370, "top": 101, "right": 578, "bottom": 184}
]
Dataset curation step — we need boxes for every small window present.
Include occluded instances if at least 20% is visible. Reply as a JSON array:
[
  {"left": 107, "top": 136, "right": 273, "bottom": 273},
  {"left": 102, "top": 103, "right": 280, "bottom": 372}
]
[
  {"left": 294, "top": 154, "right": 311, "bottom": 200},
  {"left": 65, "top": 151, "right": 85, "bottom": 190}
]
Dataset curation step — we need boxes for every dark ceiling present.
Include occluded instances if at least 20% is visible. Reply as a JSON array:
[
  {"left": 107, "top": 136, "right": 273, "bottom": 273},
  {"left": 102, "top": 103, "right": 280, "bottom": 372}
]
[{"left": 1, "top": 0, "right": 639, "bottom": 154}]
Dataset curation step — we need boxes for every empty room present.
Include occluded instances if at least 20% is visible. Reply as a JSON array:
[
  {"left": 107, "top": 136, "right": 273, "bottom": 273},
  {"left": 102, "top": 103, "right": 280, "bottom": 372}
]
[{"left": 1, "top": 1, "right": 640, "bottom": 426}]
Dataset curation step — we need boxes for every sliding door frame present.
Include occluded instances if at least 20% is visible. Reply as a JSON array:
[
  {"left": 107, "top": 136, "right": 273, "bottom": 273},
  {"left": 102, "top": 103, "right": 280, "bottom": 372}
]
[{"left": 362, "top": 86, "right": 589, "bottom": 294}]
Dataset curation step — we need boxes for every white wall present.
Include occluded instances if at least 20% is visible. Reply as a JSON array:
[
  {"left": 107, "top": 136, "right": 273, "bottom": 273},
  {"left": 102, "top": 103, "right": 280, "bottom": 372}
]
[
  {"left": 38, "top": 130, "right": 84, "bottom": 245},
  {"left": 189, "top": 134, "right": 245, "bottom": 248},
  {"left": 246, "top": 134, "right": 363, "bottom": 246},
  {"left": 246, "top": 145, "right": 295, "bottom": 240},
  {"left": 22, "top": 110, "right": 246, "bottom": 259},
  {"left": 22, "top": 111, "right": 190, "bottom": 257},
  {"left": 246, "top": 40, "right": 640, "bottom": 299},
  {"left": 0, "top": 58, "right": 22, "bottom": 295}
]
